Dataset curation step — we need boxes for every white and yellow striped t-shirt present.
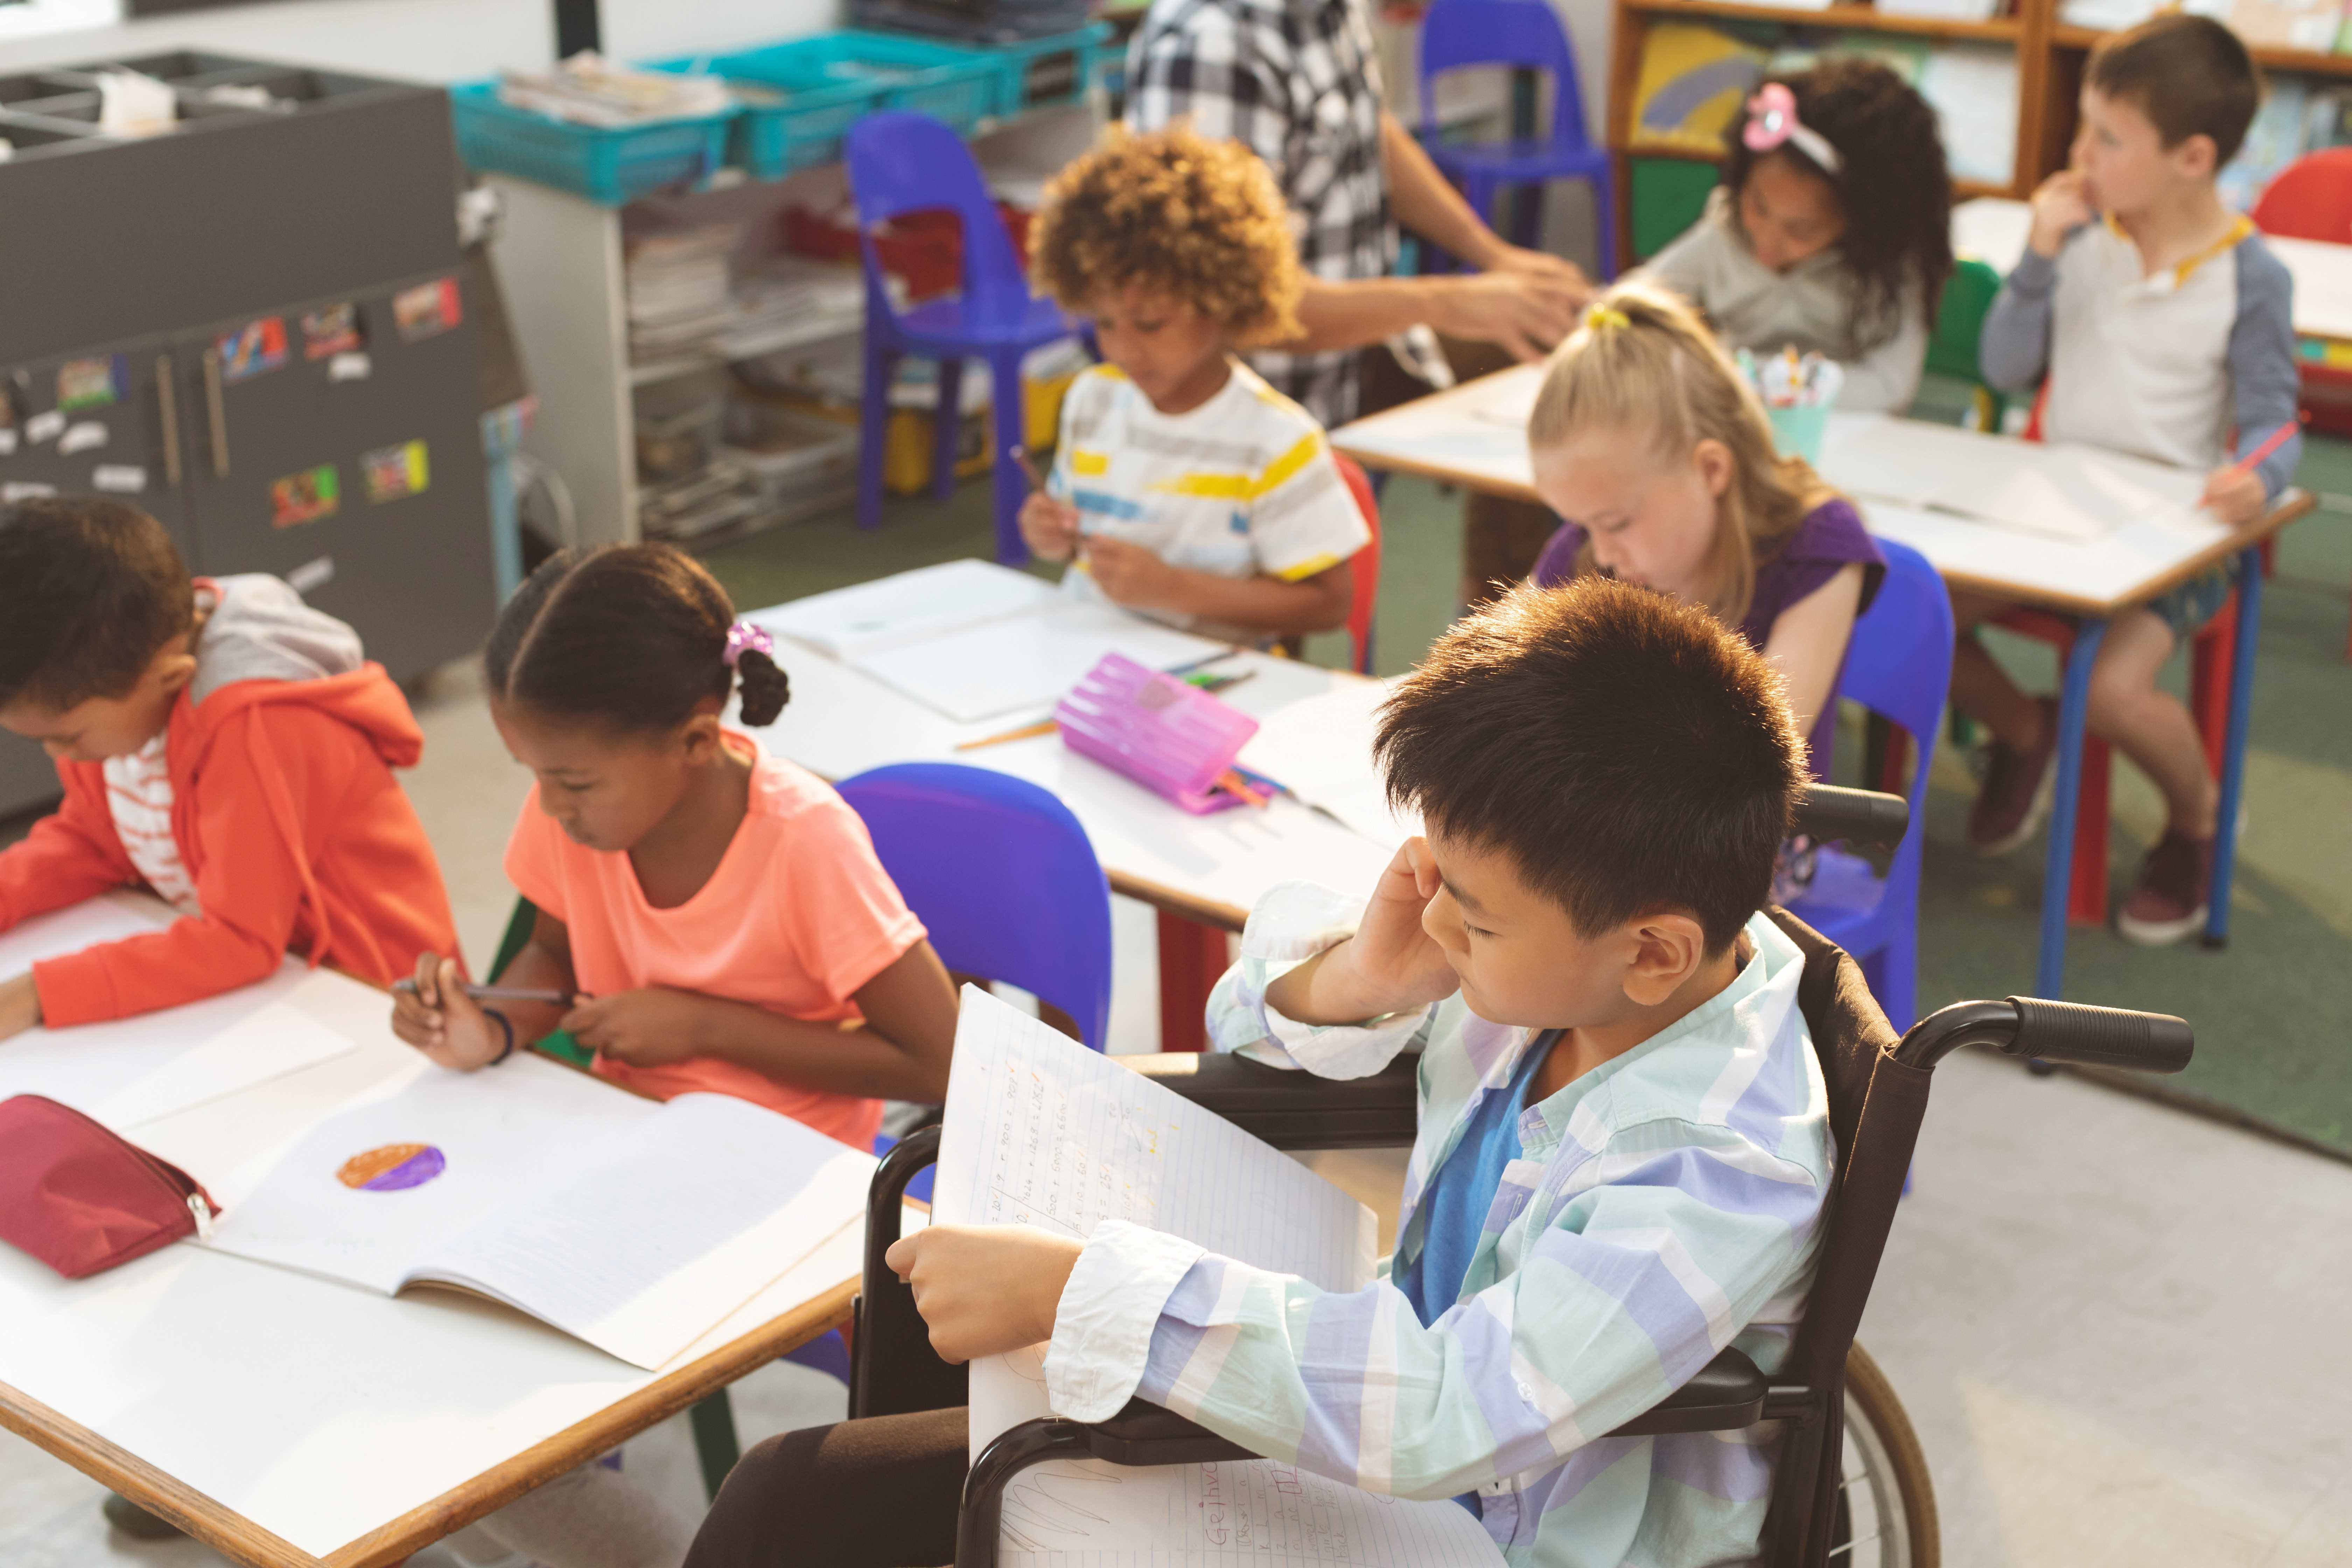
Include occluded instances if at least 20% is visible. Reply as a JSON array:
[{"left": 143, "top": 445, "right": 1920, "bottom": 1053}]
[{"left": 1049, "top": 359, "right": 1370, "bottom": 637}]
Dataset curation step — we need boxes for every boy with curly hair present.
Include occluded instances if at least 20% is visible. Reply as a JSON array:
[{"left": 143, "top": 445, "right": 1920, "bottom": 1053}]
[{"left": 1022, "top": 125, "right": 1371, "bottom": 641}]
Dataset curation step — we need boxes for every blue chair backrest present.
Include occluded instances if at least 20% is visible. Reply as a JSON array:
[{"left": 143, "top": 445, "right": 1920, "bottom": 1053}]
[
  {"left": 845, "top": 111, "right": 1031, "bottom": 327},
  {"left": 1418, "top": 0, "right": 1591, "bottom": 149},
  {"left": 1834, "top": 540, "right": 1952, "bottom": 877},
  {"left": 836, "top": 761, "right": 1113, "bottom": 1051}
]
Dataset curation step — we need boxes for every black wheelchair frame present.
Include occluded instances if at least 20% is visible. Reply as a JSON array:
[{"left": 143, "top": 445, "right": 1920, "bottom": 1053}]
[{"left": 837, "top": 785, "right": 2193, "bottom": 1568}]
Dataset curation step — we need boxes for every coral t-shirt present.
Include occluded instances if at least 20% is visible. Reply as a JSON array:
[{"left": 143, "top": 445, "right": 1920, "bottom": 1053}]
[{"left": 503, "top": 741, "right": 924, "bottom": 1150}]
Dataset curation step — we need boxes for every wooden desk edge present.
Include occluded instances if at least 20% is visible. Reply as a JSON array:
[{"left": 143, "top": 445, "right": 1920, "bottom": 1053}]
[
  {"left": 0, "top": 1377, "right": 323, "bottom": 1568},
  {"left": 326, "top": 1278, "right": 858, "bottom": 1568}
]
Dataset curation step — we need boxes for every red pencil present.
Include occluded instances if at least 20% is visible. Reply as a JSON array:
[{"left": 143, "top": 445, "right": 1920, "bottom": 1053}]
[{"left": 2223, "top": 414, "right": 2305, "bottom": 480}]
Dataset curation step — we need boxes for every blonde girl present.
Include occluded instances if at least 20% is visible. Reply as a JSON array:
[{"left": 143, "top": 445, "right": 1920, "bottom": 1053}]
[{"left": 1527, "top": 281, "right": 1884, "bottom": 771}]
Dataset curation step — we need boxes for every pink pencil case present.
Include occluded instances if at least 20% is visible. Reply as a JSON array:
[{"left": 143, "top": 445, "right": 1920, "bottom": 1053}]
[{"left": 1055, "top": 654, "right": 1260, "bottom": 814}]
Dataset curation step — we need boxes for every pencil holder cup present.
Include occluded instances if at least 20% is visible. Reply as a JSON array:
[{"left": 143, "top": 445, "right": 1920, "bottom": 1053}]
[{"left": 1766, "top": 404, "right": 1832, "bottom": 464}]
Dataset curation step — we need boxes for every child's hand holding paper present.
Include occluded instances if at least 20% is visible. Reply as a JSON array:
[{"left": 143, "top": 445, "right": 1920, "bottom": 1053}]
[{"left": 884, "top": 1222, "right": 1083, "bottom": 1363}]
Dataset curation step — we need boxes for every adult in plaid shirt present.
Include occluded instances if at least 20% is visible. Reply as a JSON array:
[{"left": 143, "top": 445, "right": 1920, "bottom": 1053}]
[{"left": 1124, "top": 0, "right": 1593, "bottom": 428}]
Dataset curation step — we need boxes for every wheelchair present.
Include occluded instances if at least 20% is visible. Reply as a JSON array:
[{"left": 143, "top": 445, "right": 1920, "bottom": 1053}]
[{"left": 837, "top": 785, "right": 2194, "bottom": 1568}]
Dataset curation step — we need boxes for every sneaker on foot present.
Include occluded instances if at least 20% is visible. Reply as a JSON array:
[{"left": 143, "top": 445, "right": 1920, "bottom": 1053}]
[
  {"left": 1969, "top": 698, "right": 2060, "bottom": 856},
  {"left": 102, "top": 1492, "right": 182, "bottom": 1540},
  {"left": 2116, "top": 830, "right": 2214, "bottom": 946}
]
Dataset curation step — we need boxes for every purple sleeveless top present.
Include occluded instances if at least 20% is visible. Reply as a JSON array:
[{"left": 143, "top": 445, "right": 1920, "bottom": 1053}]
[{"left": 1531, "top": 498, "right": 1885, "bottom": 770}]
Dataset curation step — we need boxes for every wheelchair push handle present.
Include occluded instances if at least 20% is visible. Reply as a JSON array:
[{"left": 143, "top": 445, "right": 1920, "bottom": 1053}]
[
  {"left": 1792, "top": 784, "right": 1908, "bottom": 849},
  {"left": 2005, "top": 996, "right": 2193, "bottom": 1074},
  {"left": 1893, "top": 997, "right": 2192, "bottom": 1073}
]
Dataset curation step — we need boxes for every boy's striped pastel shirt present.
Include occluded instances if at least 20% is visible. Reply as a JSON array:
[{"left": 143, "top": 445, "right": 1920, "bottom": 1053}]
[
  {"left": 1049, "top": 360, "right": 1368, "bottom": 642},
  {"left": 1041, "top": 882, "right": 1835, "bottom": 1568}
]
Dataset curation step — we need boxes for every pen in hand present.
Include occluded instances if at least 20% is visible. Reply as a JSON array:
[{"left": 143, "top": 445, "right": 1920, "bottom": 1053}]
[{"left": 392, "top": 979, "right": 573, "bottom": 1005}]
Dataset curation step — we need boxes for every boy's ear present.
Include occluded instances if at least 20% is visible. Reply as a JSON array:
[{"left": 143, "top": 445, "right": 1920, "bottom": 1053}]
[
  {"left": 2171, "top": 132, "right": 2218, "bottom": 181},
  {"left": 1693, "top": 438, "right": 1736, "bottom": 501},
  {"left": 1621, "top": 911, "right": 1710, "bottom": 1007}
]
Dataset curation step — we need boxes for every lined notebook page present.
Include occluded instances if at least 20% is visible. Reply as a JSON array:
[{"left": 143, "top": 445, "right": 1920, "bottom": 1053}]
[{"left": 934, "top": 990, "right": 1500, "bottom": 1567}]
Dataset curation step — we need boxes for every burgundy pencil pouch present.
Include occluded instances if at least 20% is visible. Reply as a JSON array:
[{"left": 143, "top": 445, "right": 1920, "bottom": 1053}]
[{"left": 0, "top": 1094, "right": 218, "bottom": 1280}]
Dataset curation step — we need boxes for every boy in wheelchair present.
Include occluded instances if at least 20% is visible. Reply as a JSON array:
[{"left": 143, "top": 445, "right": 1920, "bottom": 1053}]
[{"left": 687, "top": 578, "right": 1833, "bottom": 1568}]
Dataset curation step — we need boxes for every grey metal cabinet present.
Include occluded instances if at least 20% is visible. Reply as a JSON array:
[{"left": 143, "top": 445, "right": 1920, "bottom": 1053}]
[{"left": 0, "top": 52, "right": 494, "bottom": 818}]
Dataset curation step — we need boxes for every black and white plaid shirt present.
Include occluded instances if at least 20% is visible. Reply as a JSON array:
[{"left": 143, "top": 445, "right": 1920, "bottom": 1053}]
[{"left": 1124, "top": 0, "right": 1447, "bottom": 427}]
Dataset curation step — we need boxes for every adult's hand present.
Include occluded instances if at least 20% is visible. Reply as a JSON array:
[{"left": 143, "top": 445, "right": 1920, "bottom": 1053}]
[{"left": 1424, "top": 268, "right": 1587, "bottom": 362}]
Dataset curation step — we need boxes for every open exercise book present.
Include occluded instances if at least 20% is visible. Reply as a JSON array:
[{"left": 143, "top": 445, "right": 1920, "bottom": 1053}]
[
  {"left": 757, "top": 560, "right": 1233, "bottom": 724},
  {"left": 200, "top": 1056, "right": 873, "bottom": 1370},
  {"left": 1820, "top": 415, "right": 2217, "bottom": 544},
  {"left": 1236, "top": 677, "right": 1421, "bottom": 852},
  {"left": 933, "top": 988, "right": 1505, "bottom": 1567}
]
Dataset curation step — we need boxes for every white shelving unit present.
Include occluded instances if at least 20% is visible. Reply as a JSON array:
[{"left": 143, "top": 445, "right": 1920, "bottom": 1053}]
[{"left": 484, "top": 100, "right": 1104, "bottom": 549}]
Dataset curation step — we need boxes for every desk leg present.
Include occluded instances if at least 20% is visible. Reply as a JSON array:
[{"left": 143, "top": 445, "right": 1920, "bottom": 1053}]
[
  {"left": 2037, "top": 620, "right": 2106, "bottom": 999},
  {"left": 1156, "top": 911, "right": 1228, "bottom": 1053},
  {"left": 2205, "top": 546, "right": 2264, "bottom": 949}
]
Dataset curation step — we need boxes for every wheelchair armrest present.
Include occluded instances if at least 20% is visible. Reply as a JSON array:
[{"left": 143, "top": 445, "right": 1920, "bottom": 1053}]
[
  {"left": 1082, "top": 1398, "right": 1257, "bottom": 1466},
  {"left": 1123, "top": 1050, "right": 1420, "bottom": 1150},
  {"left": 1604, "top": 1347, "right": 1768, "bottom": 1436},
  {"left": 849, "top": 1125, "right": 967, "bottom": 1419}
]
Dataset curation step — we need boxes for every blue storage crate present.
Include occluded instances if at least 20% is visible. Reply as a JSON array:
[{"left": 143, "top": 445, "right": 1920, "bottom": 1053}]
[
  {"left": 646, "top": 46, "right": 886, "bottom": 178},
  {"left": 449, "top": 83, "right": 732, "bottom": 204},
  {"left": 951, "top": 23, "right": 1114, "bottom": 119},
  {"left": 818, "top": 31, "right": 1001, "bottom": 136}
]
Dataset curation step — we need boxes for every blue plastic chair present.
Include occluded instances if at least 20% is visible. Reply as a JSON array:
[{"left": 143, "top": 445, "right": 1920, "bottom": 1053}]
[
  {"left": 1418, "top": 0, "right": 1615, "bottom": 278},
  {"left": 774, "top": 762, "right": 1114, "bottom": 1388},
  {"left": 845, "top": 113, "right": 1074, "bottom": 565},
  {"left": 1784, "top": 541, "right": 1952, "bottom": 1033}
]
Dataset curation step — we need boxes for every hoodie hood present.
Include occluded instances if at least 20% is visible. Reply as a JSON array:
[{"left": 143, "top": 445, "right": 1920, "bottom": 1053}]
[{"left": 179, "top": 575, "right": 423, "bottom": 771}]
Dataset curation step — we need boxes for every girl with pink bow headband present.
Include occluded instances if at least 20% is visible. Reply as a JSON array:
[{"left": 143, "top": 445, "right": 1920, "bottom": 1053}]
[{"left": 1636, "top": 57, "right": 1956, "bottom": 414}]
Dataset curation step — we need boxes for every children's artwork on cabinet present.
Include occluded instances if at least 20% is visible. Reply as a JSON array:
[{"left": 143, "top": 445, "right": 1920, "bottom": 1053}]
[
  {"left": 25, "top": 410, "right": 65, "bottom": 445},
  {"left": 92, "top": 465, "right": 148, "bottom": 494},
  {"left": 0, "top": 430, "right": 16, "bottom": 457},
  {"left": 58, "top": 422, "right": 108, "bottom": 456},
  {"left": 3, "top": 482, "right": 58, "bottom": 503},
  {"left": 57, "top": 355, "right": 126, "bottom": 412},
  {"left": 219, "top": 317, "right": 291, "bottom": 384},
  {"left": 302, "top": 302, "right": 365, "bottom": 360},
  {"left": 328, "top": 353, "right": 372, "bottom": 383},
  {"left": 270, "top": 463, "right": 341, "bottom": 528},
  {"left": 362, "top": 440, "right": 429, "bottom": 503},
  {"left": 392, "top": 278, "right": 462, "bottom": 343}
]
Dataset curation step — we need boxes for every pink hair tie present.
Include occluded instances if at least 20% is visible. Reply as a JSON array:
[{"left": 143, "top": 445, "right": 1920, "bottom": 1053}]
[
  {"left": 723, "top": 622, "right": 774, "bottom": 668},
  {"left": 1743, "top": 82, "right": 1841, "bottom": 175}
]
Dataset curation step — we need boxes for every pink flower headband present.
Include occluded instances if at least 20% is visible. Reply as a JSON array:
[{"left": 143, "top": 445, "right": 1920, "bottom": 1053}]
[
  {"left": 1743, "top": 83, "right": 1841, "bottom": 175},
  {"left": 723, "top": 621, "right": 774, "bottom": 667}
]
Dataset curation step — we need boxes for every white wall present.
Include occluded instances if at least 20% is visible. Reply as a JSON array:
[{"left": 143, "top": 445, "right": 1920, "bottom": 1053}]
[{"left": 0, "top": 0, "right": 839, "bottom": 82}]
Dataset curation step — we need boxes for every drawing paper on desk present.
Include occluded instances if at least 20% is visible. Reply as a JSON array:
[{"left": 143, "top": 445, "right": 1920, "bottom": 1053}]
[
  {"left": 936, "top": 989, "right": 1500, "bottom": 1566},
  {"left": 1466, "top": 365, "right": 1541, "bottom": 429},
  {"left": 758, "top": 557, "right": 1056, "bottom": 659},
  {"left": 203, "top": 1061, "right": 872, "bottom": 1370},
  {"left": 1236, "top": 678, "right": 1422, "bottom": 850},
  {"left": 852, "top": 602, "right": 1230, "bottom": 723}
]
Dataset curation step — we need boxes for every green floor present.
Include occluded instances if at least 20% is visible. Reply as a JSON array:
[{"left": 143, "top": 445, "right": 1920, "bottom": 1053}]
[{"left": 702, "top": 407, "right": 2352, "bottom": 1159}]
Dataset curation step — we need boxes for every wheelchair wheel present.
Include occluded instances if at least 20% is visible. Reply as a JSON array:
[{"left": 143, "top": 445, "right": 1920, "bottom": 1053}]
[{"left": 1831, "top": 1342, "right": 1939, "bottom": 1568}]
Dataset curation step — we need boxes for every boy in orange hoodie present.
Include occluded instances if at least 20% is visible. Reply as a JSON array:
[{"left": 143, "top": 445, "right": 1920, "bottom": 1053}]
[{"left": 0, "top": 496, "right": 458, "bottom": 1039}]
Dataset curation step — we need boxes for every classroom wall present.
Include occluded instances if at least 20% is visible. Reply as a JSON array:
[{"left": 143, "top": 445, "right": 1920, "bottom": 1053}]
[{"left": 0, "top": 0, "right": 839, "bottom": 80}]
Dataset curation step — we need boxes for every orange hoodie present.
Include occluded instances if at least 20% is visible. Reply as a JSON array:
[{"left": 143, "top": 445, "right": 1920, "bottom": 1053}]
[{"left": 0, "top": 604, "right": 457, "bottom": 1026}]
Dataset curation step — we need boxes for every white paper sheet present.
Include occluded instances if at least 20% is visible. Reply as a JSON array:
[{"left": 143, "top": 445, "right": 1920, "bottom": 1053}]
[
  {"left": 851, "top": 603, "right": 1231, "bottom": 723},
  {"left": 1467, "top": 368, "right": 1540, "bottom": 429},
  {"left": 1235, "top": 679, "right": 1420, "bottom": 852},
  {"left": 759, "top": 557, "right": 1059, "bottom": 659},
  {"left": 937, "top": 990, "right": 1496, "bottom": 1566},
  {"left": 91, "top": 999, "right": 356, "bottom": 1129},
  {"left": 1819, "top": 415, "right": 2214, "bottom": 543},
  {"left": 420, "top": 1092, "right": 873, "bottom": 1369}
]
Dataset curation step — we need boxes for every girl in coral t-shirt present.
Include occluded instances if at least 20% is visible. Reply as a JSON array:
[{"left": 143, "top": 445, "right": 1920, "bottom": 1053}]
[{"left": 391, "top": 543, "right": 958, "bottom": 1150}]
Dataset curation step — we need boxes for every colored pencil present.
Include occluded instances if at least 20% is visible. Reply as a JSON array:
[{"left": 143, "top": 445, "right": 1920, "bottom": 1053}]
[
  {"left": 956, "top": 718, "right": 1059, "bottom": 751},
  {"left": 392, "top": 980, "right": 570, "bottom": 1004},
  {"left": 2222, "top": 415, "right": 2305, "bottom": 481}
]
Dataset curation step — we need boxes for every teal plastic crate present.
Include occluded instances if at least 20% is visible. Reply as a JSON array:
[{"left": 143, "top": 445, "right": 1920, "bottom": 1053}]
[
  {"left": 647, "top": 46, "right": 886, "bottom": 177},
  {"left": 950, "top": 23, "right": 1114, "bottom": 119},
  {"left": 449, "top": 83, "right": 732, "bottom": 204},
  {"left": 823, "top": 31, "right": 1000, "bottom": 135}
]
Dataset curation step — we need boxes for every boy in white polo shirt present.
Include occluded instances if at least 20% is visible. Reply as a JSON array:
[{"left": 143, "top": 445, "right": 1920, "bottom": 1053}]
[
  {"left": 1956, "top": 14, "right": 2300, "bottom": 945},
  {"left": 1018, "top": 125, "right": 1371, "bottom": 645}
]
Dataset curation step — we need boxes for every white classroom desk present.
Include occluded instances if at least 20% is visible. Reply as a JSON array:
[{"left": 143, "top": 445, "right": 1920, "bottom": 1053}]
[
  {"left": 1329, "top": 367, "right": 2310, "bottom": 1002},
  {"left": 0, "top": 905, "right": 865, "bottom": 1568},
  {"left": 1952, "top": 196, "right": 2352, "bottom": 345},
  {"left": 741, "top": 609, "right": 1396, "bottom": 929}
]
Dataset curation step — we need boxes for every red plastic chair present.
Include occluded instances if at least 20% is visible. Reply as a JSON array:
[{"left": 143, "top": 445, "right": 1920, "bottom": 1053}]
[
  {"left": 2250, "top": 148, "right": 2352, "bottom": 655},
  {"left": 1992, "top": 387, "right": 2240, "bottom": 925},
  {"left": 1333, "top": 452, "right": 1384, "bottom": 675}
]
